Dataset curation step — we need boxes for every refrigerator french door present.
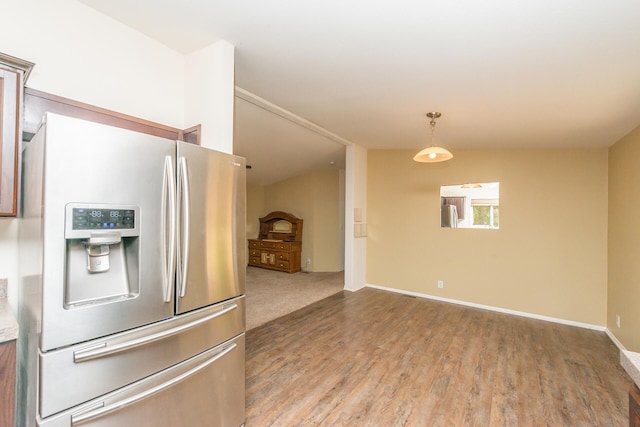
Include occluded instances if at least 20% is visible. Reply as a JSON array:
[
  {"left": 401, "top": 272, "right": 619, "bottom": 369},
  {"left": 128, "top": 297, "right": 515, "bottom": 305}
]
[
  {"left": 18, "top": 113, "right": 246, "bottom": 427},
  {"left": 175, "top": 141, "right": 246, "bottom": 314}
]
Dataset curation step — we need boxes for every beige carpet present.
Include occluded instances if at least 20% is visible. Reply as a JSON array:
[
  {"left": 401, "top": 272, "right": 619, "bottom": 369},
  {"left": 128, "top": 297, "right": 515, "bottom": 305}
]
[{"left": 245, "top": 266, "right": 344, "bottom": 330}]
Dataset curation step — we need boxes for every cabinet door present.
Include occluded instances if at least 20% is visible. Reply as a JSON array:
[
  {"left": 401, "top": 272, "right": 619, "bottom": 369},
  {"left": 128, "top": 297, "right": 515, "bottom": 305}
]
[
  {"left": 0, "top": 67, "right": 21, "bottom": 216},
  {"left": 261, "top": 251, "right": 275, "bottom": 265},
  {"left": 630, "top": 384, "right": 640, "bottom": 427},
  {"left": 0, "top": 340, "right": 16, "bottom": 427}
]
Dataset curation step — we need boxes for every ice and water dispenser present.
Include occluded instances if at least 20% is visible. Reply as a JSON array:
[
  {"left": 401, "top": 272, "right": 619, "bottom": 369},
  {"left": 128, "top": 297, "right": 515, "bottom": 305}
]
[{"left": 64, "top": 204, "right": 141, "bottom": 307}]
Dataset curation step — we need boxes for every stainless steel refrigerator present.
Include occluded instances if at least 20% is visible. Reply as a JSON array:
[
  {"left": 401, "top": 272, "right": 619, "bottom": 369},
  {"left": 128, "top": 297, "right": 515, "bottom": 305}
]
[
  {"left": 18, "top": 113, "right": 246, "bottom": 426},
  {"left": 441, "top": 204, "right": 458, "bottom": 228}
]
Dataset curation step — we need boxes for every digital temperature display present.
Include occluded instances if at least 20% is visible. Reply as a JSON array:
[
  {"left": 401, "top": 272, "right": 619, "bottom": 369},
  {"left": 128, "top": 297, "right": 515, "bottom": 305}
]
[{"left": 72, "top": 208, "right": 135, "bottom": 230}]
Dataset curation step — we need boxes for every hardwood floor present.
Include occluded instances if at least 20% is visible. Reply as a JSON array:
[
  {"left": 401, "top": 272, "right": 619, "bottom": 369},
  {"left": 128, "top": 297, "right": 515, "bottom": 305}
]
[{"left": 246, "top": 288, "right": 633, "bottom": 426}]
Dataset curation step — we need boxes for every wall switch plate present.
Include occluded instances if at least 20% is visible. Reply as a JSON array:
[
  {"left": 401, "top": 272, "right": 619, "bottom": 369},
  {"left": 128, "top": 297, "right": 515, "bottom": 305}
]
[{"left": 437, "top": 280, "right": 444, "bottom": 289}]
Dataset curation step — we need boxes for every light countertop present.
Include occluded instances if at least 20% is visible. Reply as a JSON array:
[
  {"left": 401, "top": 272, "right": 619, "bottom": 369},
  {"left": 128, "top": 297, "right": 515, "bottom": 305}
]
[
  {"left": 0, "top": 300, "right": 18, "bottom": 343},
  {"left": 621, "top": 350, "right": 640, "bottom": 388},
  {"left": 0, "top": 277, "right": 18, "bottom": 343}
]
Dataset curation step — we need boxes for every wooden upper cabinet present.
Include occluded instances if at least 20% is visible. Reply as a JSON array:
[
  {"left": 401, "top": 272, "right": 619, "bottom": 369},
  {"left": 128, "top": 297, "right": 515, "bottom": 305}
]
[
  {"left": 0, "top": 52, "right": 33, "bottom": 217},
  {"left": 0, "top": 51, "right": 202, "bottom": 216},
  {"left": 0, "top": 67, "right": 20, "bottom": 216},
  {"left": 23, "top": 89, "right": 202, "bottom": 146}
]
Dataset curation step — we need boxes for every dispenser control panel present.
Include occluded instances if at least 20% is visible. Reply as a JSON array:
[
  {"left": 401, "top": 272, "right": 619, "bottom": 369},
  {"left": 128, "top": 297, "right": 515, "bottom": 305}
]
[
  {"left": 71, "top": 208, "right": 135, "bottom": 230},
  {"left": 65, "top": 203, "right": 140, "bottom": 239}
]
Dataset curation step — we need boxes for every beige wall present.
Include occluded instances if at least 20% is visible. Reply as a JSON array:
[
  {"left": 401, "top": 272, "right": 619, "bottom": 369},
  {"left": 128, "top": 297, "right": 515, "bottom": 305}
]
[
  {"left": 367, "top": 148, "right": 608, "bottom": 326},
  {"left": 246, "top": 185, "right": 265, "bottom": 240},
  {"left": 608, "top": 125, "right": 640, "bottom": 351},
  {"left": 247, "top": 169, "right": 343, "bottom": 272},
  {"left": 308, "top": 169, "right": 342, "bottom": 272}
]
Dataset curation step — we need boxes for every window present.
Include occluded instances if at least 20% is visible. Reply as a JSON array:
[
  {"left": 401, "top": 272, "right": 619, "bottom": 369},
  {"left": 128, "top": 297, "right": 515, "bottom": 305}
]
[{"left": 472, "top": 199, "right": 499, "bottom": 228}]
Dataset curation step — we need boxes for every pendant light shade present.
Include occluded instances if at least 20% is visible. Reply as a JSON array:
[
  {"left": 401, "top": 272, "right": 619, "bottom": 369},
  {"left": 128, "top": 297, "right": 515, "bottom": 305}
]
[
  {"left": 413, "top": 146, "right": 453, "bottom": 162},
  {"left": 413, "top": 112, "right": 453, "bottom": 163}
]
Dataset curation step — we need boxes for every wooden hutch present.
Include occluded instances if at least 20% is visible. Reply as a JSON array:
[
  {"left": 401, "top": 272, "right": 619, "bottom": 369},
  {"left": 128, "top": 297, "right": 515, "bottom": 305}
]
[{"left": 248, "top": 211, "right": 303, "bottom": 273}]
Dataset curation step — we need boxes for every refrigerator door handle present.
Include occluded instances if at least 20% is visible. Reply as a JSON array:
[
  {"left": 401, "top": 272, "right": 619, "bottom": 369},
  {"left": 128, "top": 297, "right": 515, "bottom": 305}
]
[
  {"left": 161, "top": 156, "right": 177, "bottom": 303},
  {"left": 70, "top": 342, "right": 237, "bottom": 426},
  {"left": 177, "top": 156, "right": 190, "bottom": 298},
  {"left": 73, "top": 303, "right": 239, "bottom": 363}
]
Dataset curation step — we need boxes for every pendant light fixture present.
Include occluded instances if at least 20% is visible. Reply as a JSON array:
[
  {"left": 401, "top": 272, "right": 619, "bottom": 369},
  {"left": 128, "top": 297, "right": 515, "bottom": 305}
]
[{"left": 413, "top": 112, "right": 453, "bottom": 163}]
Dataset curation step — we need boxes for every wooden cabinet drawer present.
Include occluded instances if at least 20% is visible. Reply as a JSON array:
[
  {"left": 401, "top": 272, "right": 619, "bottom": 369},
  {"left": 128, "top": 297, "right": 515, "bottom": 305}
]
[
  {"left": 274, "top": 260, "right": 290, "bottom": 270},
  {"left": 252, "top": 241, "right": 291, "bottom": 250},
  {"left": 249, "top": 256, "right": 261, "bottom": 265},
  {"left": 249, "top": 249, "right": 260, "bottom": 257},
  {"left": 249, "top": 240, "right": 293, "bottom": 250},
  {"left": 274, "top": 252, "right": 290, "bottom": 261}
]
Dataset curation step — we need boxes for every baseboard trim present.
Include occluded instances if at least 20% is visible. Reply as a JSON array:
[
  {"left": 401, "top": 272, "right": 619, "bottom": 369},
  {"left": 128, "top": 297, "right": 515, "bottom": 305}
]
[
  {"left": 365, "top": 284, "right": 606, "bottom": 332},
  {"left": 605, "top": 328, "right": 626, "bottom": 351}
]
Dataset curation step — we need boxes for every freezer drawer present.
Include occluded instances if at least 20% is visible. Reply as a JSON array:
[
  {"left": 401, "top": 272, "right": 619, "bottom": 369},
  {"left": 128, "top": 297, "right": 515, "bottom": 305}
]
[
  {"left": 39, "top": 296, "right": 245, "bottom": 418},
  {"left": 39, "top": 334, "right": 245, "bottom": 427}
]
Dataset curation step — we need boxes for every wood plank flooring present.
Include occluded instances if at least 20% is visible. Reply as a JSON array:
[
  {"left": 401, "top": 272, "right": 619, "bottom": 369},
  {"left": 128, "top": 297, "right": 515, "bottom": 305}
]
[{"left": 245, "top": 288, "right": 633, "bottom": 426}]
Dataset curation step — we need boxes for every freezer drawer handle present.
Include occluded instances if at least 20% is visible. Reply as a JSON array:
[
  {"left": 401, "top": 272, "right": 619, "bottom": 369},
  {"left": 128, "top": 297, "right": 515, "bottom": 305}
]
[
  {"left": 70, "top": 341, "right": 238, "bottom": 426},
  {"left": 73, "top": 303, "right": 238, "bottom": 363}
]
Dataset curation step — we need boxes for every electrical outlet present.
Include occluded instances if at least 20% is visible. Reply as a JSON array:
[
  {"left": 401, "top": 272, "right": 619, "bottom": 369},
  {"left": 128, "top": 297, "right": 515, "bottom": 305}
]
[
  {"left": 306, "top": 258, "right": 311, "bottom": 266},
  {"left": 437, "top": 280, "right": 444, "bottom": 289},
  {"left": 616, "top": 315, "right": 621, "bottom": 328}
]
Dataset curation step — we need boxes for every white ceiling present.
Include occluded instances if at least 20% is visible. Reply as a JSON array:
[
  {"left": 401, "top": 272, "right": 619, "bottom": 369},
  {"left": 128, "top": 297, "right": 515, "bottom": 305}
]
[
  {"left": 77, "top": 0, "right": 640, "bottom": 185},
  {"left": 235, "top": 94, "right": 346, "bottom": 185}
]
